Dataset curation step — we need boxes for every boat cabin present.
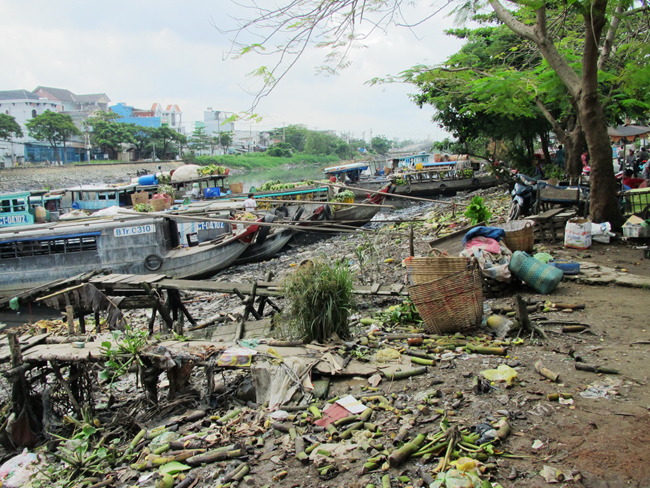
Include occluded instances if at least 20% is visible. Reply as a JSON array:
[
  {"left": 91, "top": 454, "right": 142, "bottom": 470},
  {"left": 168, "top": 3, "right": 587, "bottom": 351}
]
[
  {"left": 324, "top": 162, "right": 369, "bottom": 184},
  {"left": 170, "top": 175, "right": 229, "bottom": 200},
  {"left": 68, "top": 184, "right": 138, "bottom": 210},
  {"left": 0, "top": 191, "right": 34, "bottom": 227}
]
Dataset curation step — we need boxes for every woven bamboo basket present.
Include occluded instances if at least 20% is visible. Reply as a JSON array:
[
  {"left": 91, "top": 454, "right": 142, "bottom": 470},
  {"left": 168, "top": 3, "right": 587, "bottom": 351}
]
[
  {"left": 150, "top": 198, "right": 166, "bottom": 212},
  {"left": 499, "top": 220, "right": 535, "bottom": 253},
  {"left": 404, "top": 249, "right": 471, "bottom": 285},
  {"left": 409, "top": 267, "right": 484, "bottom": 334}
]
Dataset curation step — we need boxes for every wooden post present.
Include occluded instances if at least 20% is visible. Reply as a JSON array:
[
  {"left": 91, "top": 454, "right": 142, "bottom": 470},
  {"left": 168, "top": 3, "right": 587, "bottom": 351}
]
[
  {"left": 205, "top": 364, "right": 215, "bottom": 398},
  {"left": 7, "top": 330, "right": 24, "bottom": 413},
  {"left": 142, "top": 283, "right": 173, "bottom": 333},
  {"left": 409, "top": 225, "right": 414, "bottom": 257},
  {"left": 451, "top": 198, "right": 456, "bottom": 218},
  {"left": 94, "top": 311, "right": 101, "bottom": 333},
  {"left": 171, "top": 290, "right": 198, "bottom": 328},
  {"left": 148, "top": 305, "right": 158, "bottom": 335},
  {"left": 66, "top": 305, "right": 75, "bottom": 335}
]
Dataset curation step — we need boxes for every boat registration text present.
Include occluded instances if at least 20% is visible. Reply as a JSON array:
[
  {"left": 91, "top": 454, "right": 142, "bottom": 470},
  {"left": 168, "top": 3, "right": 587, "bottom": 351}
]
[{"left": 114, "top": 225, "right": 155, "bottom": 237}]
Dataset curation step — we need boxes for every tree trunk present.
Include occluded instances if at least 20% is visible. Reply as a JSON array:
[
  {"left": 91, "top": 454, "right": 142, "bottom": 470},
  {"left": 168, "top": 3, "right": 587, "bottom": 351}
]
[
  {"left": 540, "top": 131, "right": 551, "bottom": 166},
  {"left": 53, "top": 142, "right": 60, "bottom": 164},
  {"left": 580, "top": 0, "right": 623, "bottom": 226},
  {"left": 63, "top": 140, "right": 68, "bottom": 164},
  {"left": 566, "top": 123, "right": 586, "bottom": 178}
]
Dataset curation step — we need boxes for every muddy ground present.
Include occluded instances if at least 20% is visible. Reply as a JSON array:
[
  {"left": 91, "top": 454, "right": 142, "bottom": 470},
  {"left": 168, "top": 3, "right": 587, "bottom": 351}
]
[{"left": 2, "top": 178, "right": 650, "bottom": 487}]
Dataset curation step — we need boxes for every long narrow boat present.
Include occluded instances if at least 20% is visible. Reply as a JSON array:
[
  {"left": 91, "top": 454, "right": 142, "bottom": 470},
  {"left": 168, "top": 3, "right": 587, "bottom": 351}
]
[
  {"left": 0, "top": 214, "right": 259, "bottom": 297},
  {"left": 329, "top": 184, "right": 393, "bottom": 226}
]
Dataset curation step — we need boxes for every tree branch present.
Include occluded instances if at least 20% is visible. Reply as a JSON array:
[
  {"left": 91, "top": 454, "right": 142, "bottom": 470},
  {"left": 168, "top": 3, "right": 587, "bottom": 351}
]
[{"left": 534, "top": 97, "right": 567, "bottom": 142}]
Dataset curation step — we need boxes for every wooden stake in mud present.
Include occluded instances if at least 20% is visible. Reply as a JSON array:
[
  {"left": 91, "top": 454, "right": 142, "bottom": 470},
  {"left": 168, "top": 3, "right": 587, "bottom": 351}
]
[
  {"left": 516, "top": 295, "right": 548, "bottom": 340},
  {"left": 409, "top": 225, "right": 414, "bottom": 257}
]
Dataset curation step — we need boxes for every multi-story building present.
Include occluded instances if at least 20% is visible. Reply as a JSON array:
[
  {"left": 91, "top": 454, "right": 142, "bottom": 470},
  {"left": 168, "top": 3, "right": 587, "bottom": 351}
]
[
  {"left": 0, "top": 89, "right": 63, "bottom": 166},
  {"left": 109, "top": 102, "right": 184, "bottom": 134}
]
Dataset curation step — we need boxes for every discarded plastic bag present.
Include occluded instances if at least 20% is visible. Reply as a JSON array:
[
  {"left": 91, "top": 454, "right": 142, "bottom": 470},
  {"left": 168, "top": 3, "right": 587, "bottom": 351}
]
[
  {"left": 481, "top": 364, "right": 518, "bottom": 386},
  {"left": 564, "top": 218, "right": 592, "bottom": 249},
  {"left": 533, "top": 252, "right": 553, "bottom": 264},
  {"left": 486, "top": 315, "right": 512, "bottom": 339},
  {"left": 592, "top": 222, "right": 613, "bottom": 243},
  {"left": 0, "top": 450, "right": 39, "bottom": 488}
]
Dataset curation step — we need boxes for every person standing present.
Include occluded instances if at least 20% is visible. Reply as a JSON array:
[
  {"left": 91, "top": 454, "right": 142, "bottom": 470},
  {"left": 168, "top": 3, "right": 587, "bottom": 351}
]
[
  {"left": 555, "top": 145, "right": 565, "bottom": 169},
  {"left": 626, "top": 149, "right": 636, "bottom": 175},
  {"left": 617, "top": 145, "right": 626, "bottom": 167},
  {"left": 243, "top": 193, "right": 257, "bottom": 212}
]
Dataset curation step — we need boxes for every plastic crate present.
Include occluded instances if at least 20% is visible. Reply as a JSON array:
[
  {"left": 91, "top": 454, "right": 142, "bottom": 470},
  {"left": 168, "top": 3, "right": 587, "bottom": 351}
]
[
  {"left": 549, "top": 260, "right": 581, "bottom": 275},
  {"left": 623, "top": 224, "right": 650, "bottom": 238}
]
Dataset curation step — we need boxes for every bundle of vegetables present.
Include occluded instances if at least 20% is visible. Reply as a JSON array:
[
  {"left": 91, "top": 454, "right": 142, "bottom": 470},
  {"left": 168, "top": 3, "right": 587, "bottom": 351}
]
[
  {"left": 199, "top": 164, "right": 228, "bottom": 176},
  {"left": 235, "top": 212, "right": 257, "bottom": 221},
  {"left": 260, "top": 179, "right": 282, "bottom": 191},
  {"left": 157, "top": 184, "right": 176, "bottom": 200},
  {"left": 133, "top": 203, "right": 153, "bottom": 212},
  {"left": 395, "top": 178, "right": 408, "bottom": 186},
  {"left": 458, "top": 169, "right": 474, "bottom": 178},
  {"left": 331, "top": 190, "right": 356, "bottom": 202},
  {"left": 260, "top": 180, "right": 316, "bottom": 191}
]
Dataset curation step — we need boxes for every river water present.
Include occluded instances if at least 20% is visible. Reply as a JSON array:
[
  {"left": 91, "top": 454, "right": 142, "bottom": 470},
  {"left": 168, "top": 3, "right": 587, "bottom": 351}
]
[{"left": 230, "top": 163, "right": 329, "bottom": 193}]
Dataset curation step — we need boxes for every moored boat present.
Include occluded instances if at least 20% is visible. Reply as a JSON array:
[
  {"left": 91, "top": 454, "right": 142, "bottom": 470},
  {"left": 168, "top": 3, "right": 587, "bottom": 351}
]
[{"left": 0, "top": 213, "right": 259, "bottom": 297}]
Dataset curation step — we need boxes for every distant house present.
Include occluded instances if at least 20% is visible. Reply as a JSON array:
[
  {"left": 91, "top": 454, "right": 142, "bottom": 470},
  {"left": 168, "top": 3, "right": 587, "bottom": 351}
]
[
  {"left": 33, "top": 86, "right": 111, "bottom": 127},
  {"left": 162, "top": 104, "right": 184, "bottom": 134},
  {"left": 109, "top": 102, "right": 184, "bottom": 134},
  {"left": 0, "top": 89, "right": 66, "bottom": 166},
  {"left": 109, "top": 102, "right": 161, "bottom": 128}
]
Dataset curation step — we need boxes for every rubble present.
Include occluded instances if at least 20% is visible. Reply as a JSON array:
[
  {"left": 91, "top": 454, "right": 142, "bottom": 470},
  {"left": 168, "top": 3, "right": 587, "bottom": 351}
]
[{"left": 0, "top": 184, "right": 649, "bottom": 487}]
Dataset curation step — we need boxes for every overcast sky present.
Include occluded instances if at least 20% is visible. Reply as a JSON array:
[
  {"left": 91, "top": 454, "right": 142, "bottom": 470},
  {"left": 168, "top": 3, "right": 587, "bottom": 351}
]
[{"left": 0, "top": 0, "right": 465, "bottom": 143}]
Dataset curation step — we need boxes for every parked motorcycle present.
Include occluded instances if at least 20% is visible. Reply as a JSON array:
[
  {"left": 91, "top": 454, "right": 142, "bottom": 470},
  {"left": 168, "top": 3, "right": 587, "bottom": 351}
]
[{"left": 508, "top": 173, "right": 539, "bottom": 221}]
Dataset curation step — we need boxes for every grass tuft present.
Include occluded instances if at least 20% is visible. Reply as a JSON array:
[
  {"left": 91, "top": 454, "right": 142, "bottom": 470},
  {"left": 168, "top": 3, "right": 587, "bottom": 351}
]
[{"left": 283, "top": 260, "right": 355, "bottom": 343}]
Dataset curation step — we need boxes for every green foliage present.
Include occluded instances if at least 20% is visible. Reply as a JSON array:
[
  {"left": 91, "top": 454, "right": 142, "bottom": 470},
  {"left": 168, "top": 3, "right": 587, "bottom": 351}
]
[
  {"left": 331, "top": 190, "right": 355, "bottom": 202},
  {"left": 0, "top": 113, "right": 23, "bottom": 140},
  {"left": 152, "top": 127, "right": 183, "bottom": 157},
  {"left": 26, "top": 110, "right": 81, "bottom": 162},
  {"left": 189, "top": 126, "right": 210, "bottom": 152},
  {"left": 545, "top": 164, "right": 565, "bottom": 180},
  {"left": 284, "top": 260, "right": 355, "bottom": 343},
  {"left": 267, "top": 142, "right": 293, "bottom": 157},
  {"left": 190, "top": 153, "right": 339, "bottom": 170},
  {"left": 464, "top": 196, "right": 492, "bottom": 225},
  {"left": 371, "top": 135, "right": 393, "bottom": 155},
  {"left": 268, "top": 124, "right": 308, "bottom": 152},
  {"left": 133, "top": 203, "right": 153, "bottom": 212},
  {"left": 99, "top": 326, "right": 148, "bottom": 386},
  {"left": 86, "top": 114, "right": 137, "bottom": 154}
]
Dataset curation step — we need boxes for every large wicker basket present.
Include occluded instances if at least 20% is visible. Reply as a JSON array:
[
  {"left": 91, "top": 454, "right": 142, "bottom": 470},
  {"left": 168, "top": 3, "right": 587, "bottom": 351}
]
[
  {"left": 150, "top": 198, "right": 166, "bottom": 212},
  {"left": 404, "top": 249, "right": 471, "bottom": 285},
  {"left": 409, "top": 267, "right": 484, "bottom": 334},
  {"left": 499, "top": 220, "right": 535, "bottom": 253}
]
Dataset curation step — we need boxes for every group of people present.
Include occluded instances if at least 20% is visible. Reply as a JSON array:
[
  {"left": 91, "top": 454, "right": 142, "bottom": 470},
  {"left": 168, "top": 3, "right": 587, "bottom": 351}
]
[{"left": 617, "top": 145, "right": 649, "bottom": 189}]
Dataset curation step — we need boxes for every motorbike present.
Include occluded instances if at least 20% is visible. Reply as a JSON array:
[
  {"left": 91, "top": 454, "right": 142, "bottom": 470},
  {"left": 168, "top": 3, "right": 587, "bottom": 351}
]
[{"left": 508, "top": 173, "right": 539, "bottom": 221}]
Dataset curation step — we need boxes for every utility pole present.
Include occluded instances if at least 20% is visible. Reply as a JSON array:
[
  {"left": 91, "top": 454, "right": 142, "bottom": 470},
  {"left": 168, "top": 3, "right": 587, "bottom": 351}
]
[
  {"left": 282, "top": 122, "right": 285, "bottom": 143},
  {"left": 369, "top": 129, "right": 373, "bottom": 148}
]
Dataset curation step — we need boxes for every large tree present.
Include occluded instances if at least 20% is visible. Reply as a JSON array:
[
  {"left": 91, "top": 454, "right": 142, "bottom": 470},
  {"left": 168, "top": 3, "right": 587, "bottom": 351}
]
[
  {"left": 152, "top": 127, "right": 182, "bottom": 159},
  {"left": 226, "top": 0, "right": 650, "bottom": 225},
  {"left": 87, "top": 117, "right": 137, "bottom": 160},
  {"left": 26, "top": 110, "right": 81, "bottom": 164},
  {"left": 371, "top": 135, "right": 393, "bottom": 155},
  {"left": 0, "top": 113, "right": 23, "bottom": 141}
]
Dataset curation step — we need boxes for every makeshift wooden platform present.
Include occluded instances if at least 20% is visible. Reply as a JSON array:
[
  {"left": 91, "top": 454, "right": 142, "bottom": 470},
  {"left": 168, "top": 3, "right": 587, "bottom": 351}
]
[{"left": 86, "top": 274, "right": 409, "bottom": 298}]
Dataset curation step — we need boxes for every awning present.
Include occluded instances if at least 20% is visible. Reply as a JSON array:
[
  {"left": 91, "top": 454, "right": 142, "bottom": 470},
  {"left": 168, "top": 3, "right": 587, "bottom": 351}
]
[{"left": 608, "top": 125, "right": 650, "bottom": 143}]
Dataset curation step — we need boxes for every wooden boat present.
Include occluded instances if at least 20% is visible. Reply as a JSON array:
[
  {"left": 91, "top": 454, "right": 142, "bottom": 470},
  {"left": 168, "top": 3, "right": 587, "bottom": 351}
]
[
  {"left": 0, "top": 214, "right": 259, "bottom": 297},
  {"left": 329, "top": 184, "right": 392, "bottom": 226},
  {"left": 234, "top": 228, "right": 293, "bottom": 265}
]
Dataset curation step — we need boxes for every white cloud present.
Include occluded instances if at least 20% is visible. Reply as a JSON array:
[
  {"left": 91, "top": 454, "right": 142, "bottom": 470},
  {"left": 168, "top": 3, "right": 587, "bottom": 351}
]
[{"left": 0, "top": 0, "right": 464, "bottom": 142}]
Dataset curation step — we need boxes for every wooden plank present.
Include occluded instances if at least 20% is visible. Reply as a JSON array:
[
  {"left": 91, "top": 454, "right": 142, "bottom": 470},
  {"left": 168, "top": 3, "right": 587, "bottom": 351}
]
[
  {"left": 144, "top": 274, "right": 167, "bottom": 283},
  {"left": 89, "top": 275, "right": 115, "bottom": 283},
  {"left": 0, "top": 333, "right": 51, "bottom": 363},
  {"left": 102, "top": 274, "right": 133, "bottom": 284},
  {"left": 370, "top": 283, "right": 381, "bottom": 294}
]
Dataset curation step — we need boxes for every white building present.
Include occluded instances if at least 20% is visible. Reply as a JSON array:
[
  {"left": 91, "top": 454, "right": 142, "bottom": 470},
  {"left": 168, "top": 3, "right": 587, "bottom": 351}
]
[{"left": 0, "top": 89, "right": 62, "bottom": 167}]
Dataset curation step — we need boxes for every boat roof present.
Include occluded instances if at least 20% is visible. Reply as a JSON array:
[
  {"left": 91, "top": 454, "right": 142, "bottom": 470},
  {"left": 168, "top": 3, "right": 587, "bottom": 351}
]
[
  {"left": 323, "top": 162, "right": 369, "bottom": 174},
  {"left": 0, "top": 215, "right": 159, "bottom": 241},
  {"left": 0, "top": 191, "right": 31, "bottom": 199},
  {"left": 66, "top": 183, "right": 138, "bottom": 192}
]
